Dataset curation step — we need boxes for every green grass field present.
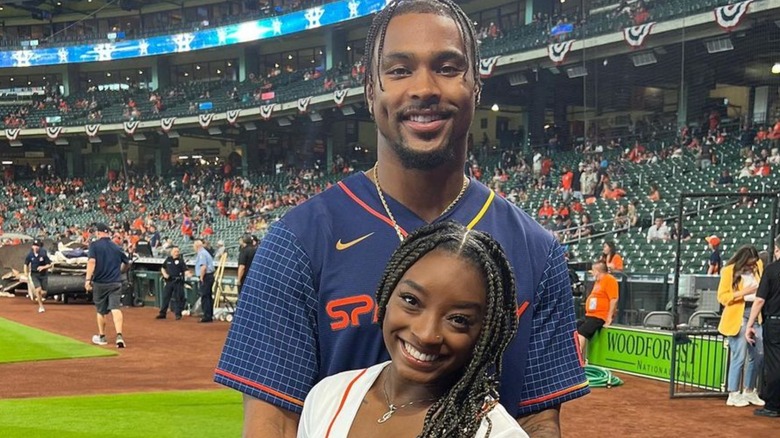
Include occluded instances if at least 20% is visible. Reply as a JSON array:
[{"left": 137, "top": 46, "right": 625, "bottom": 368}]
[
  {"left": 0, "top": 390, "right": 242, "bottom": 437},
  {"left": 0, "top": 317, "right": 116, "bottom": 364}
]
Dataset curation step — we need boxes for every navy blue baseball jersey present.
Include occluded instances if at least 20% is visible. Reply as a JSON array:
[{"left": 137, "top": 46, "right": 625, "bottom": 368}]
[{"left": 215, "top": 173, "right": 589, "bottom": 417}]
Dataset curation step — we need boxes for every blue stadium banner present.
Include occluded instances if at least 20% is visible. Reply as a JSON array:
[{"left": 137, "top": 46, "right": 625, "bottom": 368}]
[{"left": 0, "top": 0, "right": 386, "bottom": 68}]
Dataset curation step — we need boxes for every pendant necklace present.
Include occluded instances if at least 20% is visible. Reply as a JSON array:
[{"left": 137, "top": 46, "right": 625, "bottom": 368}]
[
  {"left": 377, "top": 372, "right": 438, "bottom": 424},
  {"left": 372, "top": 162, "right": 469, "bottom": 242}
]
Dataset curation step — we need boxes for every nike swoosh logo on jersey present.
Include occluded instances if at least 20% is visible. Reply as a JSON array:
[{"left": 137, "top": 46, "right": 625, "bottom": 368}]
[{"left": 336, "top": 233, "right": 374, "bottom": 251}]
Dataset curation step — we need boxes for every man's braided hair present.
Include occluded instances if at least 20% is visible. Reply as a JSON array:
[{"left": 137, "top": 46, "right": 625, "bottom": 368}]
[
  {"left": 376, "top": 221, "right": 518, "bottom": 437},
  {"left": 362, "top": 0, "right": 482, "bottom": 109}
]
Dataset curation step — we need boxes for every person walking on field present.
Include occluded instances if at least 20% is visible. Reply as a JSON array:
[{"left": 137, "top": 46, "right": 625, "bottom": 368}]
[
  {"left": 24, "top": 239, "right": 52, "bottom": 314},
  {"left": 86, "top": 223, "right": 130, "bottom": 348}
]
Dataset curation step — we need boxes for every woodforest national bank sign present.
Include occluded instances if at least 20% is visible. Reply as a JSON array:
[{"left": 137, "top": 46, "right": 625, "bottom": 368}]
[{"left": 587, "top": 326, "right": 727, "bottom": 389}]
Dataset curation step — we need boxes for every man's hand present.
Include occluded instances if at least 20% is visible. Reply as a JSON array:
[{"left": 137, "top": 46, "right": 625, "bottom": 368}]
[
  {"left": 604, "top": 318, "right": 612, "bottom": 327},
  {"left": 745, "top": 326, "right": 756, "bottom": 345},
  {"left": 518, "top": 406, "right": 561, "bottom": 438},
  {"left": 84, "top": 281, "right": 93, "bottom": 292}
]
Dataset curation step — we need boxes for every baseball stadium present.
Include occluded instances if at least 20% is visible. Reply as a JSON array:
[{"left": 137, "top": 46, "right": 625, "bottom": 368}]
[{"left": 1, "top": 0, "right": 779, "bottom": 436}]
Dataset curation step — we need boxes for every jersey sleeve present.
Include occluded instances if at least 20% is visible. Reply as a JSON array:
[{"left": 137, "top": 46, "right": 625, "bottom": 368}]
[
  {"left": 214, "top": 221, "right": 318, "bottom": 414},
  {"left": 517, "top": 244, "right": 589, "bottom": 416}
]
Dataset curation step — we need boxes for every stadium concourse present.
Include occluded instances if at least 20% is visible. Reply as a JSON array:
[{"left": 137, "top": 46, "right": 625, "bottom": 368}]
[{"left": 2, "top": 0, "right": 780, "bottom": 436}]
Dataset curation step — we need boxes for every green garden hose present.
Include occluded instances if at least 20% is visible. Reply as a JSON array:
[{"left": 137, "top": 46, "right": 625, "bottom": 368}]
[{"left": 585, "top": 364, "right": 624, "bottom": 388}]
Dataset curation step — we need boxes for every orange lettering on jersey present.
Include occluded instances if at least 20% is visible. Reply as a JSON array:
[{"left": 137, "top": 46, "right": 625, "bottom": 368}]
[{"left": 326, "top": 295, "right": 376, "bottom": 331}]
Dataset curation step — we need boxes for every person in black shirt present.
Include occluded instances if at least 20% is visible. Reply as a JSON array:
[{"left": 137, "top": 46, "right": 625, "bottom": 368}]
[
  {"left": 670, "top": 220, "right": 692, "bottom": 242},
  {"left": 24, "top": 239, "right": 52, "bottom": 314},
  {"left": 158, "top": 246, "right": 189, "bottom": 320},
  {"left": 747, "top": 235, "right": 780, "bottom": 417},
  {"left": 86, "top": 223, "right": 130, "bottom": 348},
  {"left": 237, "top": 234, "right": 257, "bottom": 294}
]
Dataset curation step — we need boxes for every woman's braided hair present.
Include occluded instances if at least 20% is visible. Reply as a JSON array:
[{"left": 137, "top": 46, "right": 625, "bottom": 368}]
[
  {"left": 362, "top": 0, "right": 482, "bottom": 108},
  {"left": 376, "top": 221, "right": 519, "bottom": 437}
]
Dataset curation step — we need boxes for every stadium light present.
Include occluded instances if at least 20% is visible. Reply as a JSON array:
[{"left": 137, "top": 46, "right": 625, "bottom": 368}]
[
  {"left": 631, "top": 52, "right": 657, "bottom": 67},
  {"left": 508, "top": 72, "right": 528, "bottom": 86},
  {"left": 772, "top": 63, "right": 780, "bottom": 75},
  {"left": 566, "top": 65, "right": 588, "bottom": 78},
  {"left": 704, "top": 36, "right": 733, "bottom": 54}
]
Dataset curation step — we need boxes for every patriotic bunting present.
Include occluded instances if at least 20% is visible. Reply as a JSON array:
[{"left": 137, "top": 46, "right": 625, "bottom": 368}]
[
  {"left": 297, "top": 96, "right": 313, "bottom": 114},
  {"left": 623, "top": 23, "right": 656, "bottom": 48},
  {"left": 260, "top": 104, "right": 276, "bottom": 120},
  {"left": 199, "top": 113, "right": 214, "bottom": 129},
  {"left": 46, "top": 126, "right": 62, "bottom": 139},
  {"left": 123, "top": 120, "right": 140, "bottom": 135},
  {"left": 548, "top": 41, "right": 576, "bottom": 65},
  {"left": 226, "top": 109, "right": 241, "bottom": 125},
  {"left": 160, "top": 117, "right": 176, "bottom": 133},
  {"left": 479, "top": 56, "right": 500, "bottom": 78},
  {"left": 85, "top": 124, "right": 101, "bottom": 137},
  {"left": 4, "top": 128, "right": 20, "bottom": 141},
  {"left": 333, "top": 89, "right": 349, "bottom": 106},
  {"left": 714, "top": 1, "right": 752, "bottom": 31}
]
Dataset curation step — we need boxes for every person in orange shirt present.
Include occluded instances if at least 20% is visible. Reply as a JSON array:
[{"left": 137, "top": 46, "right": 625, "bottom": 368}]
[
  {"left": 537, "top": 199, "right": 555, "bottom": 219},
  {"left": 577, "top": 261, "right": 619, "bottom": 359},
  {"left": 601, "top": 240, "right": 624, "bottom": 272}
]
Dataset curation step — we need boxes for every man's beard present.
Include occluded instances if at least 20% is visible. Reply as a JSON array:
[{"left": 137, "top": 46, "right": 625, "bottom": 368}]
[{"left": 388, "top": 135, "right": 456, "bottom": 171}]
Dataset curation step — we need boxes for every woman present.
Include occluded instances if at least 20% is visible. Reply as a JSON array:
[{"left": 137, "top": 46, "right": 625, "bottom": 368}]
[
  {"left": 601, "top": 240, "right": 623, "bottom": 272},
  {"left": 298, "top": 222, "right": 527, "bottom": 437},
  {"left": 647, "top": 184, "right": 661, "bottom": 202},
  {"left": 717, "top": 245, "right": 765, "bottom": 408}
]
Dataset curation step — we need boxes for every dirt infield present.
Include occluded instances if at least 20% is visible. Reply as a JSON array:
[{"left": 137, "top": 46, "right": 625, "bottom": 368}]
[{"left": 1, "top": 296, "right": 778, "bottom": 437}]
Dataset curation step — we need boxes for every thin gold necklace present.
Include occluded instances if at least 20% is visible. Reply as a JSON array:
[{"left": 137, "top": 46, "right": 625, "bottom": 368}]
[
  {"left": 377, "top": 372, "right": 438, "bottom": 424},
  {"left": 372, "top": 162, "right": 469, "bottom": 242}
]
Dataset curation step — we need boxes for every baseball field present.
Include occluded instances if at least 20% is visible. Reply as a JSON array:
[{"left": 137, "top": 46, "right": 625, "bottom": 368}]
[{"left": 0, "top": 297, "right": 776, "bottom": 437}]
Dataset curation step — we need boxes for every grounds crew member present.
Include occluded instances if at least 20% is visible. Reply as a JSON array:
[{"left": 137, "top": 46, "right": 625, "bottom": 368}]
[
  {"left": 86, "top": 222, "right": 130, "bottom": 348},
  {"left": 746, "top": 235, "right": 780, "bottom": 417},
  {"left": 157, "top": 246, "right": 189, "bottom": 320},
  {"left": 24, "top": 239, "right": 52, "bottom": 314},
  {"left": 577, "top": 261, "right": 619, "bottom": 359}
]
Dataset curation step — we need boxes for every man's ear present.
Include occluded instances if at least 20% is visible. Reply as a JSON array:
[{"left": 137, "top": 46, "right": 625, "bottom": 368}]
[{"left": 365, "top": 82, "right": 375, "bottom": 117}]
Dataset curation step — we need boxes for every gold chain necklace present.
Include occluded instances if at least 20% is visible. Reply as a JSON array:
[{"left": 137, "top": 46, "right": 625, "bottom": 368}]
[
  {"left": 377, "top": 372, "right": 438, "bottom": 424},
  {"left": 372, "top": 162, "right": 469, "bottom": 242}
]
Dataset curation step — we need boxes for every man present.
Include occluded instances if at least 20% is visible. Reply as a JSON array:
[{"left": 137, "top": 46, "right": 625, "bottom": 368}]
[
  {"left": 717, "top": 169, "right": 734, "bottom": 185},
  {"left": 85, "top": 223, "right": 130, "bottom": 348},
  {"left": 215, "top": 2, "right": 588, "bottom": 437},
  {"left": 236, "top": 234, "right": 256, "bottom": 294},
  {"left": 646, "top": 217, "right": 669, "bottom": 243},
  {"left": 746, "top": 235, "right": 780, "bottom": 417},
  {"left": 24, "top": 239, "right": 52, "bottom": 313},
  {"left": 670, "top": 220, "right": 692, "bottom": 242},
  {"left": 577, "top": 261, "right": 619, "bottom": 359},
  {"left": 193, "top": 239, "right": 215, "bottom": 323},
  {"left": 157, "top": 246, "right": 188, "bottom": 320},
  {"left": 148, "top": 225, "right": 161, "bottom": 253},
  {"left": 706, "top": 235, "right": 722, "bottom": 275}
]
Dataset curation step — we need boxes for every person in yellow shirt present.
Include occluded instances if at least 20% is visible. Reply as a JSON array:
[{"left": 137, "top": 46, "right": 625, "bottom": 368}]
[
  {"left": 577, "top": 261, "right": 619, "bottom": 359},
  {"left": 718, "top": 245, "right": 765, "bottom": 408}
]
